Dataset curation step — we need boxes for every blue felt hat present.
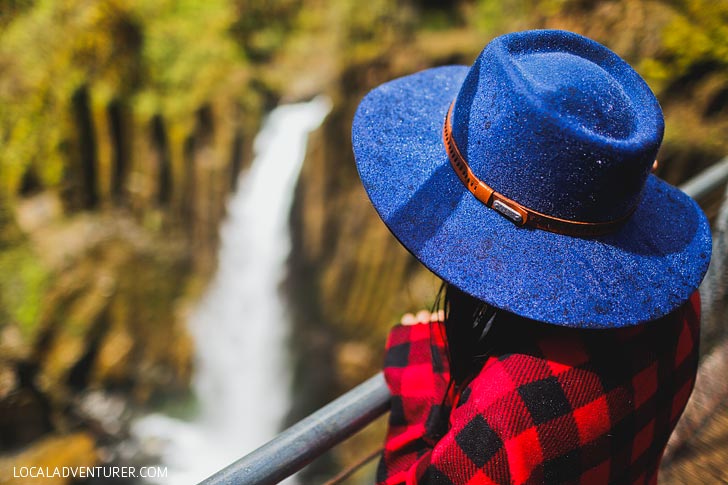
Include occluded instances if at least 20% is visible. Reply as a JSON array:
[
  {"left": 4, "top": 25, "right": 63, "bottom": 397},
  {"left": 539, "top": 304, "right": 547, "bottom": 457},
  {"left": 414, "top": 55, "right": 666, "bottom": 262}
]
[{"left": 352, "top": 30, "right": 712, "bottom": 328}]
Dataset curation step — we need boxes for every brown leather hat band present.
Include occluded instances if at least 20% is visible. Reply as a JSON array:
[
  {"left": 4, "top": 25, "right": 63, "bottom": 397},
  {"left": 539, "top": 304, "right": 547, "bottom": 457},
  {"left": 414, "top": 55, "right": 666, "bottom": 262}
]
[{"left": 443, "top": 104, "right": 637, "bottom": 237}]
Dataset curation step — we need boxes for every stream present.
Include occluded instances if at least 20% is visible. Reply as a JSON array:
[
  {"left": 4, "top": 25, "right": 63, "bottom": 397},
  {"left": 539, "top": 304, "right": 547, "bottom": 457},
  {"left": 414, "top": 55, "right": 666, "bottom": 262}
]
[{"left": 132, "top": 96, "right": 332, "bottom": 484}]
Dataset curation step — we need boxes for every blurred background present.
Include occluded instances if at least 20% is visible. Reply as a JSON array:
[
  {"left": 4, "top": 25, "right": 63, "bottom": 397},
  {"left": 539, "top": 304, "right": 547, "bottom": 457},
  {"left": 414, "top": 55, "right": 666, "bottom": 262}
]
[{"left": 0, "top": 0, "right": 727, "bottom": 483}]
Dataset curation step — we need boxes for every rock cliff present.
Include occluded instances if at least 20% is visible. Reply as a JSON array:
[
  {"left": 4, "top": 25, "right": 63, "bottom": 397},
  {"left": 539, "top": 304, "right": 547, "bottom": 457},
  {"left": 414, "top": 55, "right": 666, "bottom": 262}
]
[{"left": 1, "top": 0, "right": 727, "bottom": 483}]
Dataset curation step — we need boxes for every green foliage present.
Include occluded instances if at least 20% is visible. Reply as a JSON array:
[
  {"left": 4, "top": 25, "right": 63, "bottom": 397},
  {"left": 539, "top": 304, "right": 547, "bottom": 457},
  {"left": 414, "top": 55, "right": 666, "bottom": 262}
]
[
  {"left": 130, "top": 0, "right": 244, "bottom": 119},
  {"left": 0, "top": 244, "right": 49, "bottom": 337},
  {"left": 0, "top": 0, "right": 143, "bottom": 194},
  {"left": 471, "top": 0, "right": 570, "bottom": 35},
  {"left": 471, "top": 0, "right": 518, "bottom": 35},
  {"left": 336, "top": 0, "right": 417, "bottom": 63},
  {"left": 469, "top": 0, "right": 727, "bottom": 100},
  {"left": 0, "top": 0, "right": 35, "bottom": 27},
  {"left": 230, "top": 0, "right": 303, "bottom": 62},
  {"left": 1, "top": 0, "right": 726, "bottom": 200},
  {"left": 0, "top": 0, "right": 253, "bottom": 196},
  {"left": 641, "top": 0, "right": 728, "bottom": 94}
]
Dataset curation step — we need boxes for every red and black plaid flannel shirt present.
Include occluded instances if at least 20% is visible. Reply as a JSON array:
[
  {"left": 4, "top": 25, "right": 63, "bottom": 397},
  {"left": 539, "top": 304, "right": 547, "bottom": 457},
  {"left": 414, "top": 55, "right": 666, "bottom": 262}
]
[{"left": 377, "top": 292, "right": 700, "bottom": 485}]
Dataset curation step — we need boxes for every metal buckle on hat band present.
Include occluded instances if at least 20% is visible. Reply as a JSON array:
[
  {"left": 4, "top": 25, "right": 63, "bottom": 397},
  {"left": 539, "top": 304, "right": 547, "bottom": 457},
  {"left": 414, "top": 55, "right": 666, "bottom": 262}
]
[
  {"left": 443, "top": 104, "right": 637, "bottom": 237},
  {"left": 492, "top": 200, "right": 525, "bottom": 224}
]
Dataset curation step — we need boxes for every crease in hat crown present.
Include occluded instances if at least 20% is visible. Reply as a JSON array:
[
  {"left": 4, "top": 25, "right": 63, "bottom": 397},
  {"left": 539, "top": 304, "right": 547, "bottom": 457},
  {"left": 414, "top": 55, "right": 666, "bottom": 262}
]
[{"left": 449, "top": 29, "right": 664, "bottom": 226}]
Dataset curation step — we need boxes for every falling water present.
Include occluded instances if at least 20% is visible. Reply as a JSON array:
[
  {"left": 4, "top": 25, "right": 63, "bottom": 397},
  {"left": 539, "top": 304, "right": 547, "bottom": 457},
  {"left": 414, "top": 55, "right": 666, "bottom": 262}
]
[{"left": 132, "top": 96, "right": 332, "bottom": 484}]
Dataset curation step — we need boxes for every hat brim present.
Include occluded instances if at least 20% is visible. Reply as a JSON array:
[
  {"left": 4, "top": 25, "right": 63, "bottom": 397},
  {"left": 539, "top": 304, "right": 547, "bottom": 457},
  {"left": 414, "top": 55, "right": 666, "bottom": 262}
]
[{"left": 352, "top": 66, "right": 712, "bottom": 328}]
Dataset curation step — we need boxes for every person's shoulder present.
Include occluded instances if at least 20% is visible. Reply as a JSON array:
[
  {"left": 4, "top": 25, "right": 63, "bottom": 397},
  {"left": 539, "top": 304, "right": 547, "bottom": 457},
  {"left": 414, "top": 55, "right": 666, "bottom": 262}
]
[{"left": 458, "top": 321, "right": 627, "bottom": 413}]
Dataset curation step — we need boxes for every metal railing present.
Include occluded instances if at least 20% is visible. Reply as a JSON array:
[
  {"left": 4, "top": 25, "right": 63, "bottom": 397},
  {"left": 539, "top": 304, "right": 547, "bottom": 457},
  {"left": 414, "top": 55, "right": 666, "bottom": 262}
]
[
  {"left": 200, "top": 374, "right": 389, "bottom": 485},
  {"left": 200, "top": 156, "right": 728, "bottom": 485},
  {"left": 679, "top": 156, "right": 728, "bottom": 201}
]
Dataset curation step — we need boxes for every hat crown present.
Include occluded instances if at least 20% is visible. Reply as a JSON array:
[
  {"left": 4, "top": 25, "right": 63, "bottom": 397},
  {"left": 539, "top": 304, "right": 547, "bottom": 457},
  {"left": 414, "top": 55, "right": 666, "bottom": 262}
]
[
  {"left": 513, "top": 51, "right": 634, "bottom": 138},
  {"left": 451, "top": 30, "right": 664, "bottom": 223}
]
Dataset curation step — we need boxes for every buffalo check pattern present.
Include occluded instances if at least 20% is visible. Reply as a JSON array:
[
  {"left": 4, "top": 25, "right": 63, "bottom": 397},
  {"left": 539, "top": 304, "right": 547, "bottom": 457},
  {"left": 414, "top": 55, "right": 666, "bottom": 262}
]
[{"left": 377, "top": 292, "right": 700, "bottom": 485}]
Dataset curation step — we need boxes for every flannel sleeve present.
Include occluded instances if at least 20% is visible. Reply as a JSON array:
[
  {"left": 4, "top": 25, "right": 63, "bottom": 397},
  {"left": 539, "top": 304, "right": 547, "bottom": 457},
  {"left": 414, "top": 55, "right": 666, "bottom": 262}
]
[
  {"left": 379, "top": 292, "right": 700, "bottom": 485},
  {"left": 376, "top": 322, "right": 451, "bottom": 485}
]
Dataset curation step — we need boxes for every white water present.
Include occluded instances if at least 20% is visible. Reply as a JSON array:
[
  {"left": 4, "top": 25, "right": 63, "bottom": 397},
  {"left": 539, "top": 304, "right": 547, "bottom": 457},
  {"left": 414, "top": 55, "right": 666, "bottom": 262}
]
[{"left": 132, "top": 97, "right": 332, "bottom": 484}]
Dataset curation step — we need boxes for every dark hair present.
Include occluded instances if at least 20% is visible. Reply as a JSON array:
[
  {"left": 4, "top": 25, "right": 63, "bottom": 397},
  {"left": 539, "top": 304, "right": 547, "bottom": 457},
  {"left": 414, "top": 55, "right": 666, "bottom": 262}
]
[
  {"left": 426, "top": 282, "right": 501, "bottom": 439},
  {"left": 438, "top": 283, "right": 499, "bottom": 386}
]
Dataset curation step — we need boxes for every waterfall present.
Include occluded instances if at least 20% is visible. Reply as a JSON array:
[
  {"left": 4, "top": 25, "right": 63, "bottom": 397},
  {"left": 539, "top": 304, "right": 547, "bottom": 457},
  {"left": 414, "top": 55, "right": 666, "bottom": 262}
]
[{"left": 132, "top": 96, "right": 332, "bottom": 484}]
